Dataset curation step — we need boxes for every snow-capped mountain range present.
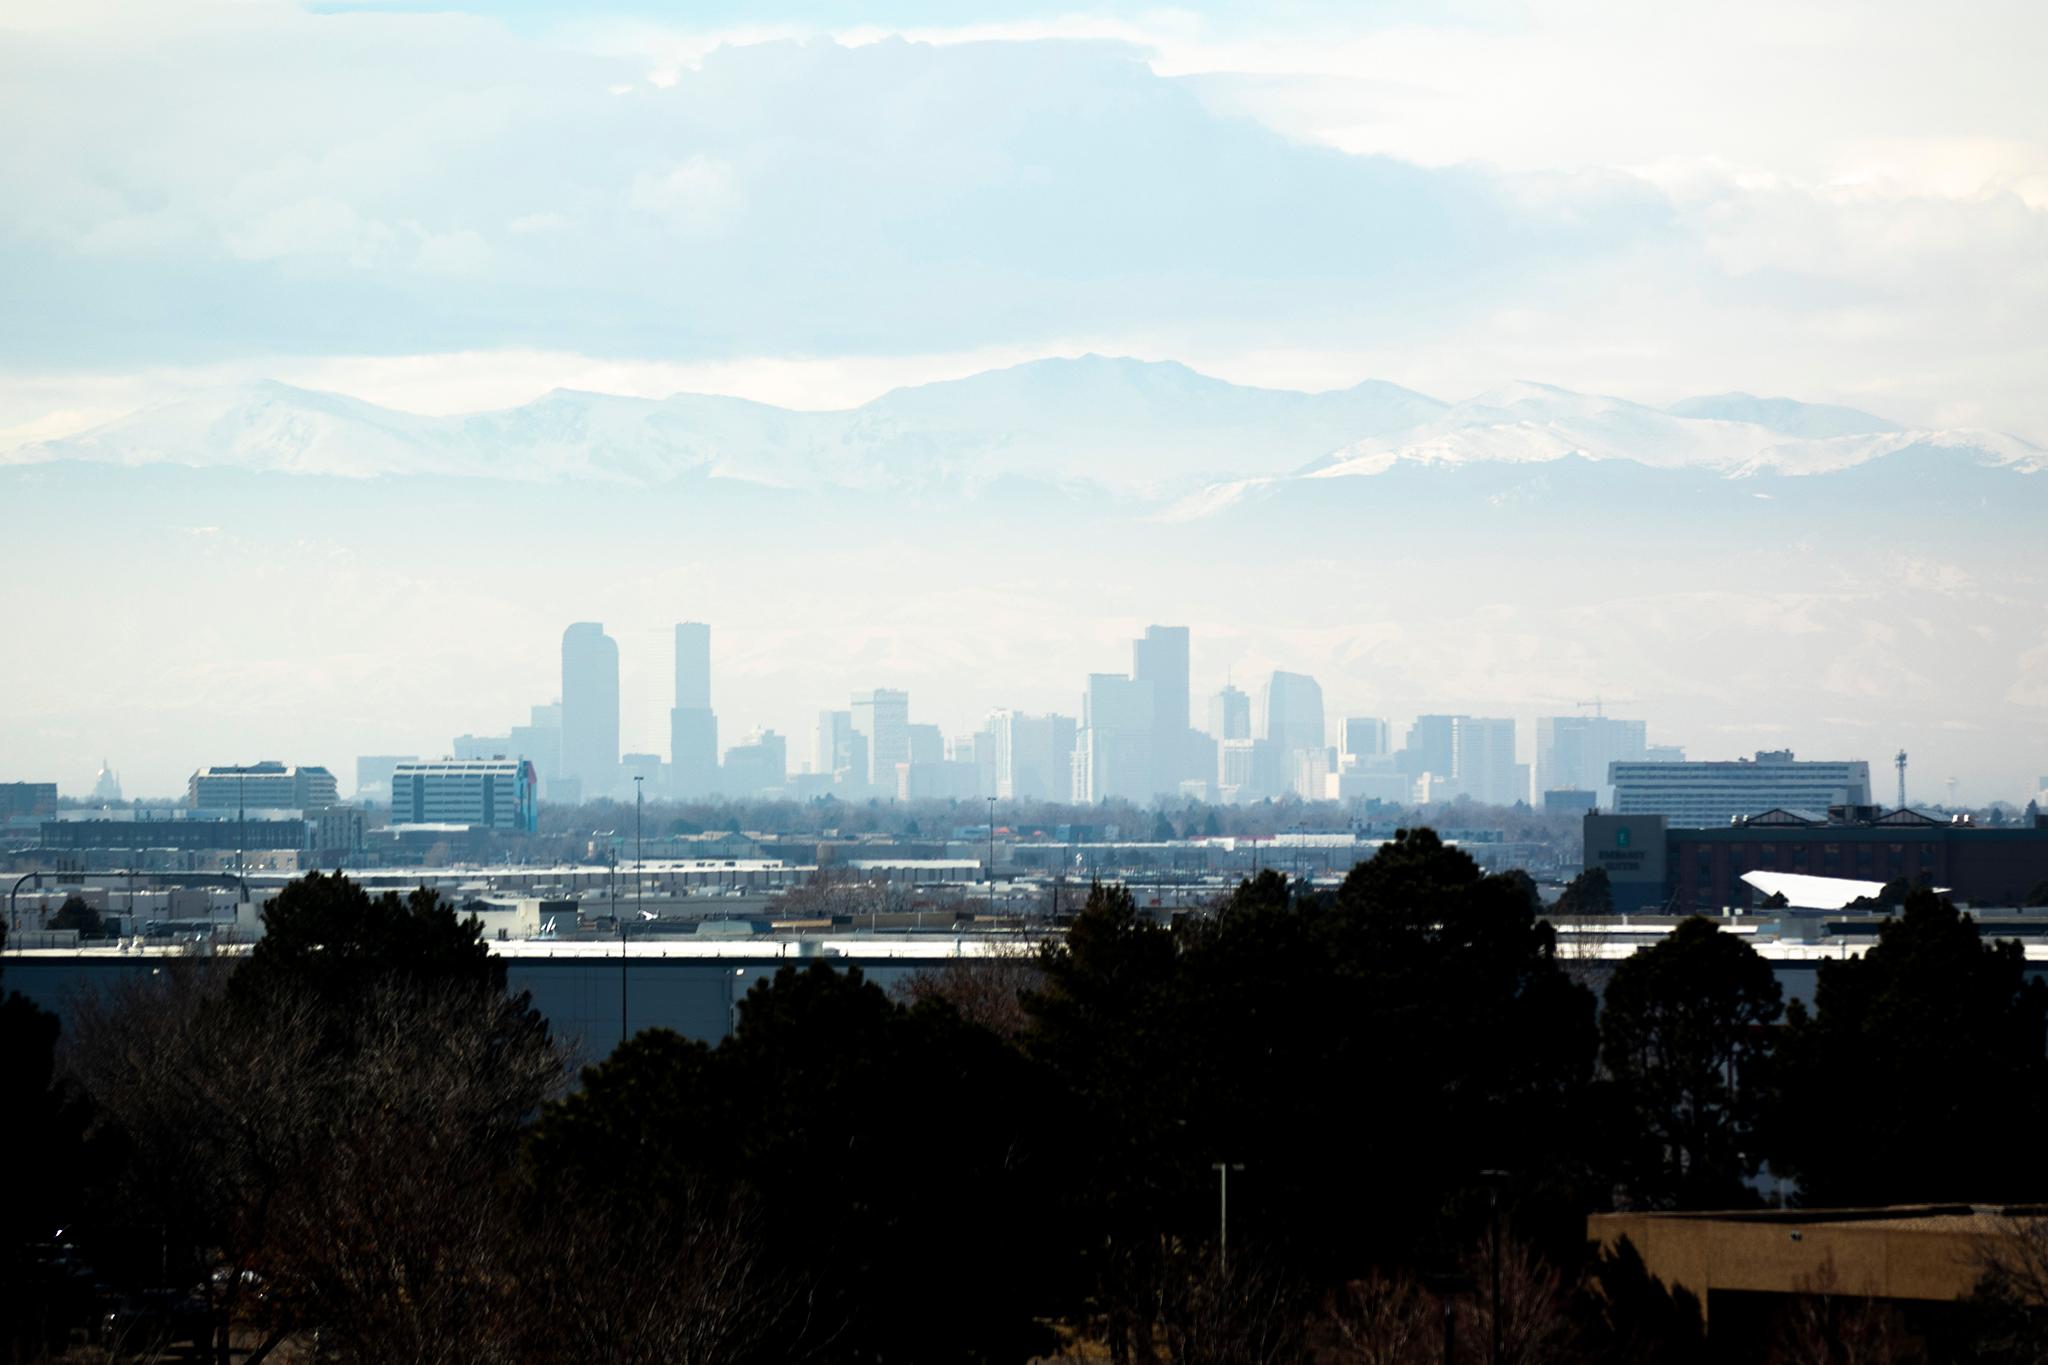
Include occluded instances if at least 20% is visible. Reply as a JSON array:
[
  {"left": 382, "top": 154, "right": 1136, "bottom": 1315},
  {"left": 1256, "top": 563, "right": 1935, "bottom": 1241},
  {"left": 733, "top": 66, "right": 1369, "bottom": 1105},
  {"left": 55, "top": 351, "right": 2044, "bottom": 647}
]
[{"left": 14, "top": 356, "right": 2042, "bottom": 505}]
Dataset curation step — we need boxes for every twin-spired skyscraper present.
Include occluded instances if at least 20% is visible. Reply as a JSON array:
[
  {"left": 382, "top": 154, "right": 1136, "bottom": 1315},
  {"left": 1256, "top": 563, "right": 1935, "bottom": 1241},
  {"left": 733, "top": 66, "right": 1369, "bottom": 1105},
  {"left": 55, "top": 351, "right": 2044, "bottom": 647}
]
[{"left": 560, "top": 620, "right": 718, "bottom": 800}]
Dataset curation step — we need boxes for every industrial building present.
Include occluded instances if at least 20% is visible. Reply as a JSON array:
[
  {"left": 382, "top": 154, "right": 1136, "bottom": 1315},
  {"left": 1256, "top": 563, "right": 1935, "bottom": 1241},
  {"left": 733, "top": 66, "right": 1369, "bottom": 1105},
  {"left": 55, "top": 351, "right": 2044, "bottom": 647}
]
[{"left": 1586, "top": 806, "right": 2048, "bottom": 914}]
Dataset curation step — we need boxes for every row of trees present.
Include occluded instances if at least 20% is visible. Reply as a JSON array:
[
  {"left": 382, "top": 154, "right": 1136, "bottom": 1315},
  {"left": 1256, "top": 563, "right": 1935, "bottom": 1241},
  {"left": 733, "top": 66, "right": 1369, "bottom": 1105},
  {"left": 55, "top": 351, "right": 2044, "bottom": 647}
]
[{"left": 5, "top": 834, "right": 2048, "bottom": 1361}]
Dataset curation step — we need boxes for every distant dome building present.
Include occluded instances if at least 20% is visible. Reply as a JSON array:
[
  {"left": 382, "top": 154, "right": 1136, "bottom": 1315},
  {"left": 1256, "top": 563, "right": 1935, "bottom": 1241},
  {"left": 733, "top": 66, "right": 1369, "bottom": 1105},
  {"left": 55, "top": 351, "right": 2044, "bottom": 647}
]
[{"left": 90, "top": 759, "right": 123, "bottom": 804}]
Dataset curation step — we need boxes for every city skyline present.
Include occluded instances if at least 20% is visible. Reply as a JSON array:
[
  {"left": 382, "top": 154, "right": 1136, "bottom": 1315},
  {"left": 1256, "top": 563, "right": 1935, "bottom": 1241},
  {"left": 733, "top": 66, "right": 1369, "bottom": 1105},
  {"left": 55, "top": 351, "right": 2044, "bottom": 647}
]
[
  {"left": 4, "top": 0, "right": 2044, "bottom": 809},
  {"left": 28, "top": 611, "right": 2022, "bottom": 812}
]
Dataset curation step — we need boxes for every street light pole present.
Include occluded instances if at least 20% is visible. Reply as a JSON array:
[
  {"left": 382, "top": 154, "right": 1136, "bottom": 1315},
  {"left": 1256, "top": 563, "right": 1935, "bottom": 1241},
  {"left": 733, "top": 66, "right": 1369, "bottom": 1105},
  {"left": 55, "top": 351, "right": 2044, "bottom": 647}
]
[
  {"left": 1480, "top": 1169, "right": 1508, "bottom": 1365},
  {"left": 1211, "top": 1161, "right": 1245, "bottom": 1277},
  {"left": 625, "top": 775, "right": 644, "bottom": 1049}
]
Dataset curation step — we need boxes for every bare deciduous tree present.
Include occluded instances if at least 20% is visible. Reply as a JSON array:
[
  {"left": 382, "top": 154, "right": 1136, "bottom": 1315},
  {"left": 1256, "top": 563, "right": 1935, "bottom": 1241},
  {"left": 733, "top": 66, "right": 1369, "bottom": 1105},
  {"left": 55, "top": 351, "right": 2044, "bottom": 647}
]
[
  {"left": 1454, "top": 1235, "right": 1578, "bottom": 1365},
  {"left": 1315, "top": 1270, "right": 1443, "bottom": 1365},
  {"left": 891, "top": 945, "right": 1043, "bottom": 1040},
  {"left": 1768, "top": 1259, "right": 1923, "bottom": 1365}
]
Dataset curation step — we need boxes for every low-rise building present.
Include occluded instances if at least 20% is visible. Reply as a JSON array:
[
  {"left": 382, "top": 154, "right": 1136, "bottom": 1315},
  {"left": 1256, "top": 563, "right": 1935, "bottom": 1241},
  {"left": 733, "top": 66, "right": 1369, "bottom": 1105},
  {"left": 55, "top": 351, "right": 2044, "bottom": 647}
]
[{"left": 1587, "top": 806, "right": 2048, "bottom": 913}]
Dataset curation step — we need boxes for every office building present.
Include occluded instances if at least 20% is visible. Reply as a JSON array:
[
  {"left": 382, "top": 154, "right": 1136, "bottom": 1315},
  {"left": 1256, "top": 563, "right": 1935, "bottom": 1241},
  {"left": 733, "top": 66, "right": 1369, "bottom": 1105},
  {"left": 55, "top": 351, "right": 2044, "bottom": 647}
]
[
  {"left": 1399, "top": 716, "right": 1520, "bottom": 805},
  {"left": 669, "top": 623, "right": 719, "bottom": 798},
  {"left": 352, "top": 757, "right": 413, "bottom": 805},
  {"left": 41, "top": 811, "right": 310, "bottom": 854},
  {"left": 721, "top": 729, "right": 787, "bottom": 797},
  {"left": 1134, "top": 625, "right": 1193, "bottom": 787},
  {"left": 90, "top": 761, "right": 122, "bottom": 804},
  {"left": 899, "top": 759, "right": 980, "bottom": 802},
  {"left": 390, "top": 758, "right": 538, "bottom": 833},
  {"left": 1453, "top": 717, "right": 1521, "bottom": 806},
  {"left": 1292, "top": 747, "right": 1331, "bottom": 802},
  {"left": 313, "top": 805, "right": 367, "bottom": 859},
  {"left": 852, "top": 689, "right": 910, "bottom": 790},
  {"left": 1, "top": 783, "right": 59, "bottom": 819},
  {"left": 1536, "top": 716, "right": 1647, "bottom": 807},
  {"left": 508, "top": 703, "right": 563, "bottom": 796},
  {"left": 452, "top": 734, "right": 512, "bottom": 760},
  {"left": 622, "top": 753, "right": 664, "bottom": 789},
  {"left": 1077, "top": 673, "right": 1154, "bottom": 802},
  {"left": 1609, "top": 751, "right": 1873, "bottom": 827},
  {"left": 674, "top": 622, "right": 711, "bottom": 710},
  {"left": 1341, "top": 718, "right": 1389, "bottom": 762},
  {"left": 1219, "top": 737, "right": 1283, "bottom": 803},
  {"left": 1209, "top": 685, "right": 1251, "bottom": 742},
  {"left": 1402, "top": 715, "right": 1456, "bottom": 783},
  {"left": 188, "top": 762, "right": 339, "bottom": 812},
  {"left": 1258, "top": 672, "right": 1324, "bottom": 755},
  {"left": 907, "top": 723, "right": 945, "bottom": 767},
  {"left": 991, "top": 710, "right": 1078, "bottom": 801},
  {"left": 561, "top": 622, "right": 621, "bottom": 801},
  {"left": 815, "top": 710, "right": 869, "bottom": 789},
  {"left": 950, "top": 729, "right": 997, "bottom": 798}
]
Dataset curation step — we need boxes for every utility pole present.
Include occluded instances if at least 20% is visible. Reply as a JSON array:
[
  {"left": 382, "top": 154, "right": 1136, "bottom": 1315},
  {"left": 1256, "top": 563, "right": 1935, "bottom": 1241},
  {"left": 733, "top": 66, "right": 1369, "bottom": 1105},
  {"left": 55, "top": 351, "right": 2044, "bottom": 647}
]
[
  {"left": 626, "top": 775, "right": 643, "bottom": 1049},
  {"left": 1211, "top": 1161, "right": 1245, "bottom": 1277},
  {"left": 1481, "top": 1170, "right": 1508, "bottom": 1365}
]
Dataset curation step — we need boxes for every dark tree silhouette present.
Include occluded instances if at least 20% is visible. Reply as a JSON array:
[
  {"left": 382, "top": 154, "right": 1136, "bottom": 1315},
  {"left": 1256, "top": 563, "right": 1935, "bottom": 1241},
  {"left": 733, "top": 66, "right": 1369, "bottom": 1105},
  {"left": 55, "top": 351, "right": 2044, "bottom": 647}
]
[
  {"left": 1554, "top": 867, "right": 1614, "bottom": 918},
  {"left": 49, "top": 894, "right": 106, "bottom": 937},
  {"left": 529, "top": 962, "right": 1062, "bottom": 1364},
  {"left": 1600, "top": 917, "right": 1782, "bottom": 1208},
  {"left": 1768, "top": 889, "right": 2048, "bottom": 1206},
  {"left": 68, "top": 874, "right": 563, "bottom": 1363}
]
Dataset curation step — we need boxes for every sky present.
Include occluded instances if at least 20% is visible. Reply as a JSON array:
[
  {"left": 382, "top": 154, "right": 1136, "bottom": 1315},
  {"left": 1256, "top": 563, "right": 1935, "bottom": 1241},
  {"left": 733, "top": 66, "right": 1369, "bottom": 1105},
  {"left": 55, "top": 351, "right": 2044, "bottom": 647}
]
[
  {"left": 3, "top": 0, "right": 2047, "bottom": 799},
  {"left": 5, "top": 0, "right": 2047, "bottom": 439}
]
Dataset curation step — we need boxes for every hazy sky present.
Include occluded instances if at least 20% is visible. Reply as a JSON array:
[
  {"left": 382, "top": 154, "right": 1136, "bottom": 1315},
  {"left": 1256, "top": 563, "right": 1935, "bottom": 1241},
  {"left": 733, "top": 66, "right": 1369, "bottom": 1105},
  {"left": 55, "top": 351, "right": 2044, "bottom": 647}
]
[
  {"left": 4, "top": 0, "right": 2047, "bottom": 440},
  {"left": 4, "top": 0, "right": 2047, "bottom": 801}
]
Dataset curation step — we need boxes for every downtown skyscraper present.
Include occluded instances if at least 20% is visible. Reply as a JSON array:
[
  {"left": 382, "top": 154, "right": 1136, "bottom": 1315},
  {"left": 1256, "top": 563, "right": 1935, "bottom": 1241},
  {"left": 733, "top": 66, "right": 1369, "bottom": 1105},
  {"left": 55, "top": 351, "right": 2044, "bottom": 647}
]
[
  {"left": 670, "top": 622, "right": 719, "bottom": 798},
  {"left": 560, "top": 622, "right": 619, "bottom": 802}
]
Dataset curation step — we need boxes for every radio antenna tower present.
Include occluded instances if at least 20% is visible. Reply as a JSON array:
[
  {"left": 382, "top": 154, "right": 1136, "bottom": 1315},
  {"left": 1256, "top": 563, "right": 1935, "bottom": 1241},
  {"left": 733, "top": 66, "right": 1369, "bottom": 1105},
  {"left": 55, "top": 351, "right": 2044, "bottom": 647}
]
[{"left": 1895, "top": 750, "right": 1907, "bottom": 810}]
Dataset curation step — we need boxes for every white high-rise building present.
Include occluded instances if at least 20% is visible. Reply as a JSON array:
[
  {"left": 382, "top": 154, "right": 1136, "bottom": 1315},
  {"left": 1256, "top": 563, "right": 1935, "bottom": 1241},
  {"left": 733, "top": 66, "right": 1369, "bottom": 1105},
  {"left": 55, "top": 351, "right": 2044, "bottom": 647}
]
[
  {"left": 390, "top": 758, "right": 537, "bottom": 832},
  {"left": 1610, "top": 751, "right": 1873, "bottom": 827},
  {"left": 189, "top": 762, "right": 339, "bottom": 812},
  {"left": 852, "top": 689, "right": 910, "bottom": 791}
]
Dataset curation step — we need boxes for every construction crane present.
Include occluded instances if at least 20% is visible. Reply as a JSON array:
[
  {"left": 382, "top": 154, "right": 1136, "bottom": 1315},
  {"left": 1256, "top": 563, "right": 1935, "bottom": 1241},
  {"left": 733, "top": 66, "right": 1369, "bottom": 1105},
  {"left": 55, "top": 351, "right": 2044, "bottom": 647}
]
[{"left": 1572, "top": 698, "right": 1638, "bottom": 718}]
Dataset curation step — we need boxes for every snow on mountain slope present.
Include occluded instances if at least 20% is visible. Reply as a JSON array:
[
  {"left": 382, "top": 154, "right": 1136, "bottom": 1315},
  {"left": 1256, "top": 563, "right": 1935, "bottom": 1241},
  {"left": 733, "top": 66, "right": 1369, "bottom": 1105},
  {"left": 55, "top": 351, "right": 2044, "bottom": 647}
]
[
  {"left": 12, "top": 358, "right": 2040, "bottom": 495},
  {"left": 1664, "top": 392, "right": 1899, "bottom": 439}
]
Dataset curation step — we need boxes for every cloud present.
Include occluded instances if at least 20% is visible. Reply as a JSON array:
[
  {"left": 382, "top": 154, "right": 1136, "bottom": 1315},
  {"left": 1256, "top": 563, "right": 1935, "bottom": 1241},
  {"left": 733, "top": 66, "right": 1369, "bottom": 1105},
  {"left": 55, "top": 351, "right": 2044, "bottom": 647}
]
[
  {"left": 628, "top": 155, "right": 743, "bottom": 234},
  {"left": 0, "top": 1, "right": 2045, "bottom": 446}
]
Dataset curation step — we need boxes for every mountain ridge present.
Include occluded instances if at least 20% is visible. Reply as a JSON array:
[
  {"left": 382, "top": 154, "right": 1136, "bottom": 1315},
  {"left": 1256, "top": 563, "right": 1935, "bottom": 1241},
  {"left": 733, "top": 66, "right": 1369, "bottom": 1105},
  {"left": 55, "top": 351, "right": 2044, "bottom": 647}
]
[{"left": 12, "top": 355, "right": 2041, "bottom": 494}]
